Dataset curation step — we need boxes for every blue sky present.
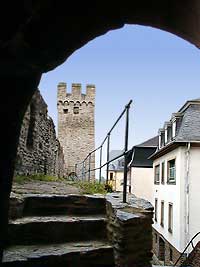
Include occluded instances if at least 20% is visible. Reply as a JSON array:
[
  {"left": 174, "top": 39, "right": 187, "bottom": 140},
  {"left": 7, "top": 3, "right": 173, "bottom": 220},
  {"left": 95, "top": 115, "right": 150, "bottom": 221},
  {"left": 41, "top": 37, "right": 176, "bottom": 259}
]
[{"left": 39, "top": 24, "right": 200, "bottom": 154}]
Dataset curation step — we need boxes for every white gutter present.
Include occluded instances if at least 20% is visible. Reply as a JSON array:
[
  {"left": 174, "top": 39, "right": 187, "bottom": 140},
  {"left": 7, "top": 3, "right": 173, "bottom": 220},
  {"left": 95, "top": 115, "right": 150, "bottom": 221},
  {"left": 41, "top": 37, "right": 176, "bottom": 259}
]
[{"left": 184, "top": 142, "right": 191, "bottom": 255}]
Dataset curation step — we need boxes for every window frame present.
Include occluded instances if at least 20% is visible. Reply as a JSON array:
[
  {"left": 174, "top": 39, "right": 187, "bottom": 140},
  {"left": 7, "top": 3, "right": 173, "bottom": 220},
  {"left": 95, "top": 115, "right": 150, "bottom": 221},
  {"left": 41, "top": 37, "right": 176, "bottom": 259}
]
[
  {"left": 167, "top": 126, "right": 172, "bottom": 143},
  {"left": 73, "top": 106, "right": 79, "bottom": 114},
  {"left": 154, "top": 164, "right": 160, "bottom": 184},
  {"left": 161, "top": 161, "right": 165, "bottom": 184},
  {"left": 167, "top": 158, "right": 176, "bottom": 184},
  {"left": 155, "top": 198, "right": 158, "bottom": 222},
  {"left": 160, "top": 132, "right": 165, "bottom": 147},
  {"left": 63, "top": 108, "right": 68, "bottom": 114},
  {"left": 168, "top": 203, "right": 173, "bottom": 233},
  {"left": 160, "top": 200, "right": 164, "bottom": 227},
  {"left": 110, "top": 172, "right": 114, "bottom": 181}
]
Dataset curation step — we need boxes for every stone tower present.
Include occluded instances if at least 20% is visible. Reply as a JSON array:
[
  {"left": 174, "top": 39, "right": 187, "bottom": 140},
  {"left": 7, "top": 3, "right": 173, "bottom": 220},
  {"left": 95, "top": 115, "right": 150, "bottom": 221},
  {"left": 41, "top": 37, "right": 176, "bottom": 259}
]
[{"left": 57, "top": 83, "right": 95, "bottom": 180}]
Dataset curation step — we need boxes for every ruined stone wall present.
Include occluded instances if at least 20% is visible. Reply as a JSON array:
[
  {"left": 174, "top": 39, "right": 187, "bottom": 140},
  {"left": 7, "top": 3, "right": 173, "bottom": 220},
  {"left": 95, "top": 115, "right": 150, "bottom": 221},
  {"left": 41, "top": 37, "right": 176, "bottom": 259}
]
[
  {"left": 14, "top": 89, "right": 65, "bottom": 178},
  {"left": 57, "top": 83, "right": 95, "bottom": 180}
]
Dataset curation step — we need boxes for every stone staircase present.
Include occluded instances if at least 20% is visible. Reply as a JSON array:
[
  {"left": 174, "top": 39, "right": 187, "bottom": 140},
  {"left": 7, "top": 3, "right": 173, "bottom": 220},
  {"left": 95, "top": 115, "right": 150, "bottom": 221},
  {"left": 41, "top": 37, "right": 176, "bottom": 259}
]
[{"left": 3, "top": 194, "right": 115, "bottom": 267}]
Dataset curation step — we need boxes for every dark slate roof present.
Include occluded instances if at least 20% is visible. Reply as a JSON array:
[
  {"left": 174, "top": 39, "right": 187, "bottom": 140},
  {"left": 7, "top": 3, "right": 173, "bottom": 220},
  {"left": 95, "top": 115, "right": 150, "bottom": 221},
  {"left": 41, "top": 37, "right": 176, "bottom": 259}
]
[
  {"left": 130, "top": 147, "right": 157, "bottom": 168},
  {"left": 150, "top": 99, "right": 200, "bottom": 159},
  {"left": 175, "top": 104, "right": 200, "bottom": 142},
  {"left": 128, "top": 136, "right": 158, "bottom": 168},
  {"left": 136, "top": 136, "right": 159, "bottom": 147}
]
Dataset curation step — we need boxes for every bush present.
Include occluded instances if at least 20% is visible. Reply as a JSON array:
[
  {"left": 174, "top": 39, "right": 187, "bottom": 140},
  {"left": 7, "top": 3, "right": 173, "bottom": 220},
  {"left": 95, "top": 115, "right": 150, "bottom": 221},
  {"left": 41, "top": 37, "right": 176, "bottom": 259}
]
[
  {"left": 76, "top": 181, "right": 114, "bottom": 195},
  {"left": 77, "top": 181, "right": 107, "bottom": 195},
  {"left": 104, "top": 183, "right": 113, "bottom": 193}
]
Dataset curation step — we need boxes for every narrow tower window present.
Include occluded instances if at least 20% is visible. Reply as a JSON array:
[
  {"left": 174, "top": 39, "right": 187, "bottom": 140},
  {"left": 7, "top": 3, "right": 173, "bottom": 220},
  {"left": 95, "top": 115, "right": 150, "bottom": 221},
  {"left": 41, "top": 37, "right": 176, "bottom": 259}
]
[{"left": 73, "top": 107, "right": 79, "bottom": 114}]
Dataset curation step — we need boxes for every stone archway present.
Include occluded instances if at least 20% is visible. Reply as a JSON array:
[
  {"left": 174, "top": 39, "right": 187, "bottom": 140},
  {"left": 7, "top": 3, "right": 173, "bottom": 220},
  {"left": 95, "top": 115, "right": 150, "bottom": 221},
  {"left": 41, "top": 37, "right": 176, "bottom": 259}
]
[{"left": 1, "top": 0, "right": 200, "bottom": 261}]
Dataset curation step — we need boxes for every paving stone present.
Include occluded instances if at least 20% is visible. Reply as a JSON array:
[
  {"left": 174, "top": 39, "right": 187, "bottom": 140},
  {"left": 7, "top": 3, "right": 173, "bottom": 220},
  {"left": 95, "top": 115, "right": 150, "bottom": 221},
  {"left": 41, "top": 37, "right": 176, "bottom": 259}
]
[
  {"left": 8, "top": 215, "right": 107, "bottom": 245},
  {"left": 3, "top": 240, "right": 114, "bottom": 267}
]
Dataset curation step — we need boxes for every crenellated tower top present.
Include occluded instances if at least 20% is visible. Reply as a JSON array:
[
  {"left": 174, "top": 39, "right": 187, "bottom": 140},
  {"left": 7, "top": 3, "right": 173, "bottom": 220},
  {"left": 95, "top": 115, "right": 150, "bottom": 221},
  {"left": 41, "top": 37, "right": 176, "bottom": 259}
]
[{"left": 57, "top": 82, "right": 95, "bottom": 104}]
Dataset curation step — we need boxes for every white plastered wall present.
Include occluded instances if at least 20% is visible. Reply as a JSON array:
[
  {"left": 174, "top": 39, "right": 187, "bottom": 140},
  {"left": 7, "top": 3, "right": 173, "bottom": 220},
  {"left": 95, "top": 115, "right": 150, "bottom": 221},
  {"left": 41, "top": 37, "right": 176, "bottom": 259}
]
[
  {"left": 188, "top": 147, "right": 200, "bottom": 249},
  {"left": 130, "top": 167, "right": 154, "bottom": 204},
  {"left": 153, "top": 147, "right": 185, "bottom": 252}
]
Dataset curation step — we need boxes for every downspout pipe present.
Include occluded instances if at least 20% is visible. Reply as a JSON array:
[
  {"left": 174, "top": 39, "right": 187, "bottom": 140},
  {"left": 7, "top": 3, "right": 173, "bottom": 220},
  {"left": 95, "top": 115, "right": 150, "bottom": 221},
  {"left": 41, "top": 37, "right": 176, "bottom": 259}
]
[{"left": 185, "top": 142, "right": 191, "bottom": 255}]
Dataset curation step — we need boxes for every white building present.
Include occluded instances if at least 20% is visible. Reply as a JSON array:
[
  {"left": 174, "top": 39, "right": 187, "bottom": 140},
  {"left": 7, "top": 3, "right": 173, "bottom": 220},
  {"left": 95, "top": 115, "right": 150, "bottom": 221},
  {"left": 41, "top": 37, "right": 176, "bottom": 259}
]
[
  {"left": 151, "top": 98, "right": 200, "bottom": 265},
  {"left": 108, "top": 150, "right": 132, "bottom": 192},
  {"left": 129, "top": 136, "right": 158, "bottom": 204}
]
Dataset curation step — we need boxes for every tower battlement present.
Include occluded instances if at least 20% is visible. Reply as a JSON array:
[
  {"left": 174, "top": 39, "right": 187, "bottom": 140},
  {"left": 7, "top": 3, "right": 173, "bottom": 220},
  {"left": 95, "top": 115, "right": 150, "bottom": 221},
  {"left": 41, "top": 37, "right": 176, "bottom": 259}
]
[
  {"left": 57, "top": 82, "right": 95, "bottom": 103},
  {"left": 57, "top": 82, "right": 95, "bottom": 179}
]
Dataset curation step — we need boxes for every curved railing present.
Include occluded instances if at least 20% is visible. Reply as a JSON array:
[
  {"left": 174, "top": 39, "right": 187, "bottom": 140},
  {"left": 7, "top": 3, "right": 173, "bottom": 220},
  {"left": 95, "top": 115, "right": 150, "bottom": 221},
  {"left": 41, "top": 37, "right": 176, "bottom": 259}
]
[{"left": 174, "top": 231, "right": 200, "bottom": 266}]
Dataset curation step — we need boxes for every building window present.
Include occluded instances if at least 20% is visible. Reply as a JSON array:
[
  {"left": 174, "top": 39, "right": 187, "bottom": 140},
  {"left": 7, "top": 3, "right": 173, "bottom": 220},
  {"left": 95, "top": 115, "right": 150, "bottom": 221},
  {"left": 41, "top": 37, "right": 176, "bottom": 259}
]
[
  {"left": 167, "top": 126, "right": 172, "bottom": 143},
  {"left": 169, "top": 248, "right": 173, "bottom": 262},
  {"left": 73, "top": 107, "right": 79, "bottom": 114},
  {"left": 154, "top": 164, "right": 160, "bottom": 184},
  {"left": 168, "top": 203, "right": 173, "bottom": 233},
  {"left": 155, "top": 198, "right": 158, "bottom": 222},
  {"left": 161, "top": 201, "right": 164, "bottom": 227},
  {"left": 155, "top": 233, "right": 157, "bottom": 243},
  {"left": 63, "top": 108, "right": 68, "bottom": 114},
  {"left": 161, "top": 132, "right": 165, "bottom": 147},
  {"left": 161, "top": 162, "right": 165, "bottom": 184},
  {"left": 110, "top": 172, "right": 113, "bottom": 181},
  {"left": 167, "top": 159, "right": 176, "bottom": 184},
  {"left": 172, "top": 121, "right": 176, "bottom": 138}
]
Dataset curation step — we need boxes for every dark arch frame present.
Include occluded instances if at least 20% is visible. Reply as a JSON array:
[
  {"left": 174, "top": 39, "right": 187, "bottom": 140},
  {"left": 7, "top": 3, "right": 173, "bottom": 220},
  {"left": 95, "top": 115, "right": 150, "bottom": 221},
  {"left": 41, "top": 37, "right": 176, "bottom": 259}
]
[{"left": 0, "top": 1, "right": 200, "bottom": 261}]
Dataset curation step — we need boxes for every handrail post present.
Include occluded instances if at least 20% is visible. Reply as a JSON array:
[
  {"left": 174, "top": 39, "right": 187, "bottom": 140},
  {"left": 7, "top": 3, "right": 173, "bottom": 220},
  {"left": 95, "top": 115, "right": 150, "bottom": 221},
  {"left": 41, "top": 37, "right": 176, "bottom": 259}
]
[
  {"left": 88, "top": 153, "right": 91, "bottom": 182},
  {"left": 106, "top": 133, "right": 110, "bottom": 184},
  {"left": 123, "top": 104, "right": 130, "bottom": 203},
  {"left": 99, "top": 146, "right": 103, "bottom": 183}
]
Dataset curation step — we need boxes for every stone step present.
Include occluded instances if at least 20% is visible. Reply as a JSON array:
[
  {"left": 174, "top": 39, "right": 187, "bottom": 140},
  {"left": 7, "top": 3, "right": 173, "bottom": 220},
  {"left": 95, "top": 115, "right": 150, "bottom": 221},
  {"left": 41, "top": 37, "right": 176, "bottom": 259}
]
[
  {"left": 3, "top": 240, "right": 115, "bottom": 267},
  {"left": 8, "top": 215, "right": 107, "bottom": 245},
  {"left": 22, "top": 194, "right": 106, "bottom": 217}
]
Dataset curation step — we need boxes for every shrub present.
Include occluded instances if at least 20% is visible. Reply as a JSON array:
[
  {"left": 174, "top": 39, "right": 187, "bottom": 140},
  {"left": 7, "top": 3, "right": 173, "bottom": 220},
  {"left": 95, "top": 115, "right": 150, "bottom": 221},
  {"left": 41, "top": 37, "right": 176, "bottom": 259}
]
[
  {"left": 77, "top": 181, "right": 107, "bottom": 195},
  {"left": 76, "top": 181, "right": 114, "bottom": 195},
  {"left": 104, "top": 183, "right": 113, "bottom": 193}
]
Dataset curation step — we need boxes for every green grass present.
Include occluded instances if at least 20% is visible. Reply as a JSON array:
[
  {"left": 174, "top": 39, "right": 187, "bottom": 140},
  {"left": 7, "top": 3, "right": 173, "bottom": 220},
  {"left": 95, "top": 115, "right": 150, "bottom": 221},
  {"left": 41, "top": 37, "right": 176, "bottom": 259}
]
[
  {"left": 14, "top": 174, "right": 65, "bottom": 183},
  {"left": 76, "top": 181, "right": 111, "bottom": 195}
]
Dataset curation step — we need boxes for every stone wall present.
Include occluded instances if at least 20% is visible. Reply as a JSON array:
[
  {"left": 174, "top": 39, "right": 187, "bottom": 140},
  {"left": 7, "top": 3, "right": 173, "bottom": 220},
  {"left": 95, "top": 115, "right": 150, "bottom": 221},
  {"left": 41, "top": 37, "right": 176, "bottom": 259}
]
[
  {"left": 57, "top": 83, "right": 95, "bottom": 180},
  {"left": 14, "top": 89, "right": 65, "bottom": 178},
  {"left": 152, "top": 227, "right": 183, "bottom": 266},
  {"left": 106, "top": 193, "right": 153, "bottom": 267}
]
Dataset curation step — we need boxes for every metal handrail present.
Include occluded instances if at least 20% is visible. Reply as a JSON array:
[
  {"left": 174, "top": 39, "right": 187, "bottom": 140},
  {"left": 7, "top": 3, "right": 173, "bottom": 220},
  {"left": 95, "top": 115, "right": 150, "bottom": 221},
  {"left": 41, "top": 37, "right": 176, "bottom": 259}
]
[
  {"left": 75, "top": 99, "right": 133, "bottom": 203},
  {"left": 173, "top": 231, "right": 200, "bottom": 266}
]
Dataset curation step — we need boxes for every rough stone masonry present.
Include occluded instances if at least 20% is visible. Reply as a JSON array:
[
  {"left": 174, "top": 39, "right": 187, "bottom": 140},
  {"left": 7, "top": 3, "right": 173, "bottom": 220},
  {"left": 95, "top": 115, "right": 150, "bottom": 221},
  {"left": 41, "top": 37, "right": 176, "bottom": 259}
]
[
  {"left": 14, "top": 89, "right": 65, "bottom": 178},
  {"left": 57, "top": 83, "right": 95, "bottom": 180}
]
